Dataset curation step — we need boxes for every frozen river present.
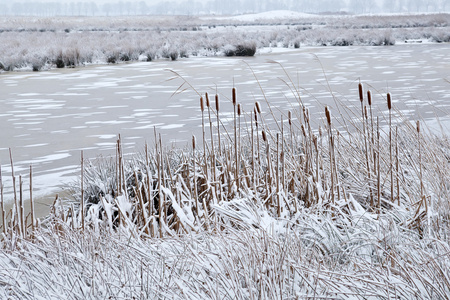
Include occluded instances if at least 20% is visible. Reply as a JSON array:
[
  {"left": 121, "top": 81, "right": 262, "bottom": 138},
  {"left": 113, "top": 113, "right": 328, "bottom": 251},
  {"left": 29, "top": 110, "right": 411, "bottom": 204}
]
[{"left": 1, "top": 43, "right": 449, "bottom": 211}]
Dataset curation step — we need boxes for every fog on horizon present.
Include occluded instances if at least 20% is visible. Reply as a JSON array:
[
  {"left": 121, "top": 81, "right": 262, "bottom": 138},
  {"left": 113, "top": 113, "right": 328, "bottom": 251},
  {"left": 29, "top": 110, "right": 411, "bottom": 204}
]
[{"left": 0, "top": 0, "right": 449, "bottom": 16}]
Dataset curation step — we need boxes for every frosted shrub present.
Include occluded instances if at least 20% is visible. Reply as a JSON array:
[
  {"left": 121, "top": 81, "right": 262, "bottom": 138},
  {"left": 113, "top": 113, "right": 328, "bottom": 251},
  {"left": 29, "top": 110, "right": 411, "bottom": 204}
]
[
  {"left": 223, "top": 44, "right": 236, "bottom": 56},
  {"left": 223, "top": 42, "right": 256, "bottom": 56},
  {"left": 431, "top": 31, "right": 450, "bottom": 43}
]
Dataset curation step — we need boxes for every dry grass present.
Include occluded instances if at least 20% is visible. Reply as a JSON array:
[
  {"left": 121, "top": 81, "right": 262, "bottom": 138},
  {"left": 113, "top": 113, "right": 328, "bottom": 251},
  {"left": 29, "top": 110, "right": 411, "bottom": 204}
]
[{"left": 0, "top": 75, "right": 449, "bottom": 298}]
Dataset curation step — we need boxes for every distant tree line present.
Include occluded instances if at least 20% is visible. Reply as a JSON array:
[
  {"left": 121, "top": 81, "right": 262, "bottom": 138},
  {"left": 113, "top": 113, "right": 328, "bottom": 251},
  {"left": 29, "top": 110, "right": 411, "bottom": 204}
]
[{"left": 0, "top": 0, "right": 448, "bottom": 16}]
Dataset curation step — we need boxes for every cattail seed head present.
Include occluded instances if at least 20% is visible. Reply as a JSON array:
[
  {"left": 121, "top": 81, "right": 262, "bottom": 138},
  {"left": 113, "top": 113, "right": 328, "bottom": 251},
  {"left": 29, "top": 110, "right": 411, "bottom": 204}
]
[
  {"left": 215, "top": 94, "right": 219, "bottom": 111},
  {"left": 387, "top": 93, "right": 392, "bottom": 110},
  {"left": 237, "top": 103, "right": 241, "bottom": 116},
  {"left": 288, "top": 111, "right": 292, "bottom": 126},
  {"left": 301, "top": 125, "right": 306, "bottom": 137},
  {"left": 364, "top": 105, "right": 368, "bottom": 120},
  {"left": 358, "top": 83, "right": 364, "bottom": 102},
  {"left": 232, "top": 88, "right": 236, "bottom": 106},
  {"left": 205, "top": 93, "right": 210, "bottom": 108},
  {"left": 262, "top": 130, "right": 267, "bottom": 142},
  {"left": 192, "top": 135, "right": 196, "bottom": 150},
  {"left": 325, "top": 106, "right": 331, "bottom": 125},
  {"left": 200, "top": 97, "right": 204, "bottom": 112},
  {"left": 417, "top": 120, "right": 420, "bottom": 133},
  {"left": 367, "top": 90, "right": 372, "bottom": 106},
  {"left": 255, "top": 101, "right": 261, "bottom": 114}
]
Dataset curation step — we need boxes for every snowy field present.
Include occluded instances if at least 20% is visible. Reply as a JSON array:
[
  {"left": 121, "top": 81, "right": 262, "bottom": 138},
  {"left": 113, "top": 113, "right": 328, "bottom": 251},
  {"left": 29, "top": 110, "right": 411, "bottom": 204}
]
[{"left": 0, "top": 12, "right": 450, "bottom": 299}]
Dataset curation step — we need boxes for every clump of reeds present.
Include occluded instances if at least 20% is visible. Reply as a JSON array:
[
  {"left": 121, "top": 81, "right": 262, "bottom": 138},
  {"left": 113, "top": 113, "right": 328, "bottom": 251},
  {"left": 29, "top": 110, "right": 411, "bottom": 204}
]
[{"left": 0, "top": 78, "right": 449, "bottom": 299}]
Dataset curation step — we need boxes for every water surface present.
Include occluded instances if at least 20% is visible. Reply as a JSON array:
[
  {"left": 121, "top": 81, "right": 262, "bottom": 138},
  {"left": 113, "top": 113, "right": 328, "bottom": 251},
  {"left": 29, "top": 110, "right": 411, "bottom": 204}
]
[{"left": 1, "top": 43, "right": 449, "bottom": 212}]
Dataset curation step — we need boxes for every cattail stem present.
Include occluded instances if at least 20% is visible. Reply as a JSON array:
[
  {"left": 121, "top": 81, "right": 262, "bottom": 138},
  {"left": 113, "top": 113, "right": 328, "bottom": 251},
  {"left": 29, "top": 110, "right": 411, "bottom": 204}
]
[
  {"left": 325, "top": 106, "right": 335, "bottom": 204},
  {"left": 158, "top": 134, "right": 165, "bottom": 237},
  {"left": 377, "top": 117, "right": 381, "bottom": 210},
  {"left": 215, "top": 94, "right": 221, "bottom": 154},
  {"left": 359, "top": 84, "right": 373, "bottom": 208},
  {"left": 396, "top": 127, "right": 400, "bottom": 206},
  {"left": 192, "top": 135, "right": 200, "bottom": 219},
  {"left": 417, "top": 121, "right": 424, "bottom": 201},
  {"left": 200, "top": 96, "right": 208, "bottom": 183},
  {"left": 206, "top": 93, "right": 217, "bottom": 200},
  {"left": 30, "top": 165, "right": 35, "bottom": 233},
  {"left": 368, "top": 90, "right": 376, "bottom": 192},
  {"left": 276, "top": 133, "right": 281, "bottom": 217},
  {"left": 387, "top": 93, "right": 393, "bottom": 203},
  {"left": 0, "top": 166, "right": 5, "bottom": 236},
  {"left": 19, "top": 176, "right": 24, "bottom": 237},
  {"left": 81, "top": 150, "right": 85, "bottom": 231},
  {"left": 233, "top": 88, "right": 239, "bottom": 192},
  {"left": 9, "top": 148, "right": 19, "bottom": 235}
]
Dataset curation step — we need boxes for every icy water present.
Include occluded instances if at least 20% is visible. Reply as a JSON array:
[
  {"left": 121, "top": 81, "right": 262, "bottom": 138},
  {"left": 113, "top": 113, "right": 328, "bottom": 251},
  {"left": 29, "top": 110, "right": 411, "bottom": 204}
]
[{"left": 1, "top": 43, "right": 449, "bottom": 213}]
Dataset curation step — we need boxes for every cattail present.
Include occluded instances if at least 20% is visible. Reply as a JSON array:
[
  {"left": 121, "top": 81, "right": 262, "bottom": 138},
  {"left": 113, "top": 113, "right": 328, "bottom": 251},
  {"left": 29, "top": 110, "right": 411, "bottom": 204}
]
[
  {"left": 255, "top": 101, "right": 261, "bottom": 114},
  {"left": 237, "top": 103, "right": 241, "bottom": 116},
  {"left": 254, "top": 108, "right": 258, "bottom": 123},
  {"left": 387, "top": 93, "right": 392, "bottom": 110},
  {"left": 358, "top": 83, "right": 364, "bottom": 102},
  {"left": 325, "top": 106, "right": 331, "bottom": 126},
  {"left": 232, "top": 88, "right": 236, "bottom": 106},
  {"left": 205, "top": 93, "right": 210, "bottom": 108},
  {"left": 387, "top": 92, "right": 393, "bottom": 202},
  {"left": 215, "top": 94, "right": 219, "bottom": 111},
  {"left": 301, "top": 125, "right": 306, "bottom": 137},
  {"left": 288, "top": 111, "right": 292, "bottom": 126},
  {"left": 215, "top": 94, "right": 221, "bottom": 152},
  {"left": 367, "top": 90, "right": 372, "bottom": 106},
  {"left": 417, "top": 120, "right": 420, "bottom": 133},
  {"left": 364, "top": 106, "right": 368, "bottom": 120},
  {"left": 262, "top": 130, "right": 267, "bottom": 142},
  {"left": 200, "top": 96, "right": 204, "bottom": 112},
  {"left": 192, "top": 135, "right": 196, "bottom": 150}
]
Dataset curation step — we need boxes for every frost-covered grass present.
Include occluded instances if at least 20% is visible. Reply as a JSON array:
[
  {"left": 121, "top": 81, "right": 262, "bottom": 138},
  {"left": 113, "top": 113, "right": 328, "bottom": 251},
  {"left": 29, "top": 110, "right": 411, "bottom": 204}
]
[
  {"left": 0, "top": 13, "right": 448, "bottom": 71},
  {"left": 1, "top": 72, "right": 449, "bottom": 298}
]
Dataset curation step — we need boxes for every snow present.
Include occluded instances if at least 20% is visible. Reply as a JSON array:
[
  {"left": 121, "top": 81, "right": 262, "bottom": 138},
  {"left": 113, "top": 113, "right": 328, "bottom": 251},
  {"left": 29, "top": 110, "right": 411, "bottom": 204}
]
[{"left": 210, "top": 10, "right": 317, "bottom": 22}]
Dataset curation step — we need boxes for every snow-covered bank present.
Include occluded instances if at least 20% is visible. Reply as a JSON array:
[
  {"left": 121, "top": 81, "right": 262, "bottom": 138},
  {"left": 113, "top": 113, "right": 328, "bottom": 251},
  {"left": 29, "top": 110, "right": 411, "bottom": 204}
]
[{"left": 1, "top": 12, "right": 448, "bottom": 72}]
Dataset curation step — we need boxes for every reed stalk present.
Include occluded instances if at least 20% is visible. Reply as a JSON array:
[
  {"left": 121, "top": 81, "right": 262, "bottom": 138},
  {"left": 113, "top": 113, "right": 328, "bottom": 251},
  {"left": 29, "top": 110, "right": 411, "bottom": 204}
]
[
  {"left": 325, "top": 106, "right": 335, "bottom": 204},
  {"left": 0, "top": 166, "right": 5, "bottom": 236},
  {"left": 192, "top": 135, "right": 200, "bottom": 218},
  {"left": 396, "top": 127, "right": 400, "bottom": 206},
  {"left": 200, "top": 96, "right": 209, "bottom": 183},
  {"left": 377, "top": 116, "right": 381, "bottom": 210},
  {"left": 206, "top": 93, "right": 217, "bottom": 200},
  {"left": 387, "top": 93, "right": 393, "bottom": 203},
  {"left": 368, "top": 90, "right": 377, "bottom": 208},
  {"left": 417, "top": 121, "right": 424, "bottom": 204},
  {"left": 215, "top": 94, "right": 221, "bottom": 154},
  {"left": 359, "top": 83, "right": 373, "bottom": 208},
  {"left": 9, "top": 148, "right": 19, "bottom": 235},
  {"left": 30, "top": 165, "right": 35, "bottom": 233},
  {"left": 233, "top": 88, "right": 239, "bottom": 191},
  {"left": 158, "top": 134, "right": 164, "bottom": 238},
  {"left": 81, "top": 150, "right": 85, "bottom": 231},
  {"left": 276, "top": 133, "right": 281, "bottom": 217},
  {"left": 19, "top": 175, "right": 25, "bottom": 237}
]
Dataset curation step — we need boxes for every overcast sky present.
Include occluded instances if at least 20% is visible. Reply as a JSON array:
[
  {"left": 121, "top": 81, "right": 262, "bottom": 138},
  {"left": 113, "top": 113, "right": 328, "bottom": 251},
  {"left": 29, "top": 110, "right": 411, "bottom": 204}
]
[{"left": 0, "top": 0, "right": 448, "bottom": 16}]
